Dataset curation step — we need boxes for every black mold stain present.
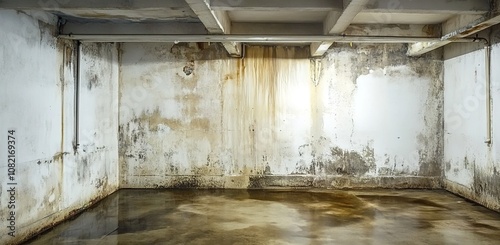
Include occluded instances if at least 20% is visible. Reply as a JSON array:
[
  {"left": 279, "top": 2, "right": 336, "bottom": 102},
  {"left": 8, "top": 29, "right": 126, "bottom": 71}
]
[
  {"left": 473, "top": 170, "right": 500, "bottom": 207},
  {"left": 264, "top": 165, "right": 271, "bottom": 175},
  {"left": 167, "top": 178, "right": 200, "bottom": 189},
  {"left": 163, "top": 177, "right": 222, "bottom": 189},
  {"left": 87, "top": 74, "right": 99, "bottom": 90},
  {"left": 169, "top": 42, "right": 230, "bottom": 60},
  {"left": 325, "top": 146, "right": 375, "bottom": 176},
  {"left": 294, "top": 144, "right": 376, "bottom": 176},
  {"left": 183, "top": 61, "right": 195, "bottom": 76},
  {"left": 78, "top": 157, "right": 90, "bottom": 182},
  {"left": 94, "top": 177, "right": 105, "bottom": 188},
  {"left": 248, "top": 176, "right": 265, "bottom": 189}
]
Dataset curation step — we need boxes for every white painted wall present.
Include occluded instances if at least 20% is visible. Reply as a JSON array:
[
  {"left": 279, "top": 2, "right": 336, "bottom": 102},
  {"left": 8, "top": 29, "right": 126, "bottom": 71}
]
[
  {"left": 120, "top": 43, "right": 443, "bottom": 188},
  {"left": 0, "top": 10, "right": 119, "bottom": 244},
  {"left": 444, "top": 42, "right": 500, "bottom": 211}
]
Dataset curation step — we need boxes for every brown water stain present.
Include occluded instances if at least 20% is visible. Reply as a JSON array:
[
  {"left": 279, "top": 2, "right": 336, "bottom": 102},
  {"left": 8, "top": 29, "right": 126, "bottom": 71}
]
[
  {"left": 355, "top": 194, "right": 449, "bottom": 210},
  {"left": 134, "top": 108, "right": 182, "bottom": 131}
]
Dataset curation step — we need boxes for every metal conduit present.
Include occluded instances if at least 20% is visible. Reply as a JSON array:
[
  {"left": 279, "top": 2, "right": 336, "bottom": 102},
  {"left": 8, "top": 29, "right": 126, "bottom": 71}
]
[{"left": 485, "top": 44, "right": 492, "bottom": 145}]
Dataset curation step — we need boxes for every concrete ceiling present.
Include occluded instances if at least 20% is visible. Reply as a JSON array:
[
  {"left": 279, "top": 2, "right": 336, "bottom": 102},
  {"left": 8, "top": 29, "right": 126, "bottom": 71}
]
[
  {"left": 1, "top": 0, "right": 499, "bottom": 57},
  {"left": 55, "top": 8, "right": 199, "bottom": 22},
  {"left": 228, "top": 10, "right": 330, "bottom": 23},
  {"left": 352, "top": 13, "right": 453, "bottom": 25}
]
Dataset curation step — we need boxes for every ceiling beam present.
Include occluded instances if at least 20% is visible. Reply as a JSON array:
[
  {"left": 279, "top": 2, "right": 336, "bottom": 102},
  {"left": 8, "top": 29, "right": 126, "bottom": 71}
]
[
  {"left": 211, "top": 0, "right": 342, "bottom": 11},
  {"left": 407, "top": 13, "right": 500, "bottom": 56},
  {"left": 184, "top": 0, "right": 241, "bottom": 57},
  {"left": 0, "top": 0, "right": 188, "bottom": 10},
  {"left": 60, "top": 22, "right": 208, "bottom": 35},
  {"left": 312, "top": 0, "right": 370, "bottom": 57},
  {"left": 61, "top": 22, "right": 439, "bottom": 38},
  {"left": 324, "top": 0, "right": 371, "bottom": 35},
  {"left": 185, "top": 0, "right": 230, "bottom": 33},
  {"left": 364, "top": 0, "right": 489, "bottom": 14}
]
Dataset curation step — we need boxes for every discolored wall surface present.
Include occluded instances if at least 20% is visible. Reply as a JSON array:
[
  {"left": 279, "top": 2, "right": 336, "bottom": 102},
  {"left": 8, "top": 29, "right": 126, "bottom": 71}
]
[
  {"left": 119, "top": 43, "right": 443, "bottom": 188},
  {"left": 0, "top": 10, "right": 119, "bottom": 245},
  {"left": 443, "top": 30, "right": 500, "bottom": 212}
]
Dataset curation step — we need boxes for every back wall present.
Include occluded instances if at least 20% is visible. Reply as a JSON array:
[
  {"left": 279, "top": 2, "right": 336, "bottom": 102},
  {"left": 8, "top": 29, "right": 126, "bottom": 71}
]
[{"left": 119, "top": 43, "right": 443, "bottom": 188}]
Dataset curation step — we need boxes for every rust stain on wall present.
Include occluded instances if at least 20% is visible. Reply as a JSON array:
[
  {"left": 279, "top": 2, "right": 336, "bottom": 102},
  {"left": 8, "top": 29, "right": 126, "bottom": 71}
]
[
  {"left": 135, "top": 108, "right": 182, "bottom": 131},
  {"left": 222, "top": 46, "right": 311, "bottom": 175}
]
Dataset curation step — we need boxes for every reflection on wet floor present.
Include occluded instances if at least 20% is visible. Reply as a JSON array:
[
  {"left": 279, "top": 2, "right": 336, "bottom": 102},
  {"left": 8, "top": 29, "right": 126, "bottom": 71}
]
[{"left": 27, "top": 189, "right": 500, "bottom": 245}]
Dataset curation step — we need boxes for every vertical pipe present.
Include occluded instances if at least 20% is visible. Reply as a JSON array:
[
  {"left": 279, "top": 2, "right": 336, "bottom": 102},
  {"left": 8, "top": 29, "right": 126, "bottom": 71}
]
[
  {"left": 74, "top": 41, "right": 81, "bottom": 151},
  {"left": 485, "top": 45, "right": 491, "bottom": 145}
]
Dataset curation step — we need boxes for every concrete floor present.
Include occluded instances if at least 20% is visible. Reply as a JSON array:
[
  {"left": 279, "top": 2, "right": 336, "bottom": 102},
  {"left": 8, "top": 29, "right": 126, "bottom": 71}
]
[{"left": 27, "top": 189, "right": 500, "bottom": 245}]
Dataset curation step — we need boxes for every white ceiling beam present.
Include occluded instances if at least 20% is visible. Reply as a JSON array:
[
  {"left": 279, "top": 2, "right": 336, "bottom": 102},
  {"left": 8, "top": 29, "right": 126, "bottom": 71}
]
[
  {"left": 0, "top": 0, "right": 188, "bottom": 10},
  {"left": 311, "top": 42, "right": 333, "bottom": 57},
  {"left": 364, "top": 0, "right": 489, "bottom": 14},
  {"left": 185, "top": 0, "right": 230, "bottom": 33},
  {"left": 312, "top": 0, "right": 370, "bottom": 57},
  {"left": 61, "top": 22, "right": 208, "bottom": 35},
  {"left": 184, "top": 0, "right": 241, "bottom": 57},
  {"left": 325, "top": 0, "right": 371, "bottom": 34},
  {"left": 408, "top": 13, "right": 500, "bottom": 56},
  {"left": 61, "top": 22, "right": 438, "bottom": 38},
  {"left": 211, "top": 0, "right": 343, "bottom": 11}
]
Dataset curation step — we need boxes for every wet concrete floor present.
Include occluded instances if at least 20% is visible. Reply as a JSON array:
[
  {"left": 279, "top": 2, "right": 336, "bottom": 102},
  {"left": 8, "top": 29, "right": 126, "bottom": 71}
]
[{"left": 27, "top": 189, "right": 500, "bottom": 244}]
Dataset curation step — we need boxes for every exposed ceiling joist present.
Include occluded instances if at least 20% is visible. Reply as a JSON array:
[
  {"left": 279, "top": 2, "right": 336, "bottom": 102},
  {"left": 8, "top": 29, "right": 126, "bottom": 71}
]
[
  {"left": 184, "top": 0, "right": 230, "bottom": 33},
  {"left": 311, "top": 0, "right": 370, "bottom": 57},
  {"left": 364, "top": 0, "right": 489, "bottom": 14},
  {"left": 184, "top": 0, "right": 241, "bottom": 57},
  {"left": 325, "top": 0, "right": 371, "bottom": 35},
  {"left": 408, "top": 13, "right": 500, "bottom": 56},
  {"left": 0, "top": 0, "right": 188, "bottom": 10},
  {"left": 210, "top": 0, "right": 342, "bottom": 11},
  {"left": 310, "top": 42, "right": 332, "bottom": 57}
]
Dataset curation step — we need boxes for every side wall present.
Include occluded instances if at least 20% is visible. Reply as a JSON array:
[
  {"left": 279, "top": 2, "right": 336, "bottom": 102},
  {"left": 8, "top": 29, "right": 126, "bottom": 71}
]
[
  {"left": 119, "top": 43, "right": 443, "bottom": 188},
  {"left": 0, "top": 10, "right": 119, "bottom": 244},
  {"left": 443, "top": 27, "right": 500, "bottom": 212}
]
